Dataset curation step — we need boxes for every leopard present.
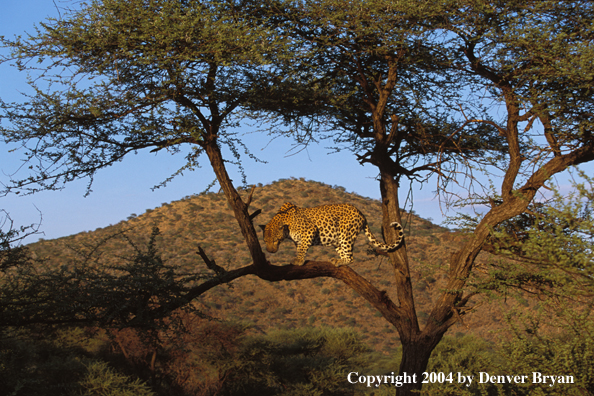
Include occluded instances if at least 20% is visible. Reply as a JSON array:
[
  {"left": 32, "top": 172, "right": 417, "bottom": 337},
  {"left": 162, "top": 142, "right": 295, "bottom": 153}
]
[{"left": 259, "top": 202, "right": 404, "bottom": 266}]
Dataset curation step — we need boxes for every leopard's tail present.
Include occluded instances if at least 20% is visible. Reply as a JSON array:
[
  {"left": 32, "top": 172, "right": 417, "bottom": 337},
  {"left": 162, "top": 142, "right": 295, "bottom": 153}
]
[{"left": 364, "top": 222, "right": 404, "bottom": 251}]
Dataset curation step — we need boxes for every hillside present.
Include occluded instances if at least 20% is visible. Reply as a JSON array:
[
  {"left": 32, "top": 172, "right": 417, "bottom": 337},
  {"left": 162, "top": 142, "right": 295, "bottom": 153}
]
[{"left": 28, "top": 178, "right": 521, "bottom": 351}]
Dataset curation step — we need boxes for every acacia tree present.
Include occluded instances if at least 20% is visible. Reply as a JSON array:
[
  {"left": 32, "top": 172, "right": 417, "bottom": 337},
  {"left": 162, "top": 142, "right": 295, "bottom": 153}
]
[
  {"left": 0, "top": 0, "right": 426, "bottom": 323},
  {"left": 243, "top": 0, "right": 594, "bottom": 393},
  {"left": 0, "top": 0, "right": 276, "bottom": 321},
  {"left": 246, "top": 0, "right": 504, "bottom": 389},
  {"left": 0, "top": 0, "right": 429, "bottom": 350},
  {"left": 2, "top": 0, "right": 594, "bottom": 395}
]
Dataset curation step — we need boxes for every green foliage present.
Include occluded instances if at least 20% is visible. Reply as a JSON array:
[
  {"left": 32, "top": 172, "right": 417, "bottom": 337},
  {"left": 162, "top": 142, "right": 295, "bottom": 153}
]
[
  {"left": 3, "top": 1, "right": 594, "bottom": 392},
  {"left": 0, "top": 327, "right": 153, "bottom": 396},
  {"left": 200, "top": 326, "right": 370, "bottom": 396},
  {"left": 487, "top": 172, "right": 594, "bottom": 300},
  {"left": 78, "top": 361, "right": 155, "bottom": 396},
  {"left": 0, "top": 211, "right": 39, "bottom": 272},
  {"left": 251, "top": 0, "right": 507, "bottom": 180},
  {"left": 501, "top": 310, "right": 594, "bottom": 396},
  {"left": 0, "top": 226, "right": 207, "bottom": 328},
  {"left": 0, "top": 0, "right": 286, "bottom": 194},
  {"left": 422, "top": 335, "right": 507, "bottom": 396},
  {"left": 483, "top": 173, "right": 594, "bottom": 395},
  {"left": 0, "top": 329, "right": 87, "bottom": 396}
]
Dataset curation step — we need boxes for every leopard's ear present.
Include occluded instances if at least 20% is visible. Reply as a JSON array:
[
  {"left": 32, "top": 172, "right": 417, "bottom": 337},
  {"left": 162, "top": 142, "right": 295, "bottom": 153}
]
[
  {"left": 279, "top": 202, "right": 296, "bottom": 212},
  {"left": 259, "top": 224, "right": 266, "bottom": 231}
]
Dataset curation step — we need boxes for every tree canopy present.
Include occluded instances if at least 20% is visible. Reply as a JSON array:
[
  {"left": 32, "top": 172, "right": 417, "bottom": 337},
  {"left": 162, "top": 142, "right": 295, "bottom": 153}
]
[{"left": 0, "top": 0, "right": 282, "bottom": 195}]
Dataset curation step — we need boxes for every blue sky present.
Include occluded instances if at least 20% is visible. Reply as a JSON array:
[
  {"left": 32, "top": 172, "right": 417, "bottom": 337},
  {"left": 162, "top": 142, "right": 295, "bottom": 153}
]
[{"left": 1, "top": 1, "right": 587, "bottom": 244}]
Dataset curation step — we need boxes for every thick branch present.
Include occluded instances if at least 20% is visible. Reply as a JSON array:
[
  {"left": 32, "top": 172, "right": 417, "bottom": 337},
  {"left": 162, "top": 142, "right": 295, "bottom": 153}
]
[
  {"left": 202, "top": 139, "right": 268, "bottom": 267},
  {"left": 174, "top": 259, "right": 405, "bottom": 328}
]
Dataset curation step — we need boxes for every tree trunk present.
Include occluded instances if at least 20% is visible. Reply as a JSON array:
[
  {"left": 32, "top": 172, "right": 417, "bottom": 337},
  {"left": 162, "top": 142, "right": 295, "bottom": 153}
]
[
  {"left": 378, "top": 171, "right": 446, "bottom": 396},
  {"left": 397, "top": 337, "right": 443, "bottom": 395},
  {"left": 379, "top": 173, "right": 419, "bottom": 335},
  {"left": 202, "top": 138, "right": 267, "bottom": 267}
]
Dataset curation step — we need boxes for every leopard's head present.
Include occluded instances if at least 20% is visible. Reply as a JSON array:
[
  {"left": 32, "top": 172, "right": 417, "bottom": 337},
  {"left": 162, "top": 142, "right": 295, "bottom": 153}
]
[
  {"left": 259, "top": 203, "right": 295, "bottom": 253},
  {"left": 259, "top": 215, "right": 288, "bottom": 253}
]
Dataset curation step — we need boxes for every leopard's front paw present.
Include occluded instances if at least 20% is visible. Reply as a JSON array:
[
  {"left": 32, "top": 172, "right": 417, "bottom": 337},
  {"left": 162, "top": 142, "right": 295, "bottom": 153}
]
[
  {"left": 291, "top": 258, "right": 306, "bottom": 266},
  {"left": 331, "top": 258, "right": 350, "bottom": 267}
]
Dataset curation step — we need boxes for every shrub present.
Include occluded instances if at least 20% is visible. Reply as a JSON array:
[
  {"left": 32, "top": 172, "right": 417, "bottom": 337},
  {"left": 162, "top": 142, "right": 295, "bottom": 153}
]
[{"left": 78, "top": 361, "right": 154, "bottom": 396}]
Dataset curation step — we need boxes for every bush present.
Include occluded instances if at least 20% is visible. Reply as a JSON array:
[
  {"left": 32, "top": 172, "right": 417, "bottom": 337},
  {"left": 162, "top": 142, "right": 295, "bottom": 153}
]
[
  {"left": 205, "top": 326, "right": 371, "bottom": 396},
  {"left": 500, "top": 316, "right": 594, "bottom": 396},
  {"left": 0, "top": 330, "right": 87, "bottom": 396},
  {"left": 78, "top": 361, "right": 154, "bottom": 396},
  {"left": 422, "top": 334, "right": 507, "bottom": 396}
]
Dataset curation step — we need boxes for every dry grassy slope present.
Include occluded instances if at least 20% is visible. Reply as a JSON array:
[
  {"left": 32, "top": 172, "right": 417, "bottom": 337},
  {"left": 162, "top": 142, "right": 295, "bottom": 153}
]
[{"left": 29, "top": 178, "right": 522, "bottom": 351}]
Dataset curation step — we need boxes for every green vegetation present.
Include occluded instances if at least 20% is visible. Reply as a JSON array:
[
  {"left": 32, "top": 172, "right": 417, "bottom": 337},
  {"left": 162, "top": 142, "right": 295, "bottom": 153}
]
[
  {"left": 4, "top": 319, "right": 591, "bottom": 395},
  {"left": 0, "top": 226, "right": 206, "bottom": 328},
  {"left": 485, "top": 174, "right": 594, "bottom": 395},
  {"left": 0, "top": 328, "right": 154, "bottom": 396}
]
